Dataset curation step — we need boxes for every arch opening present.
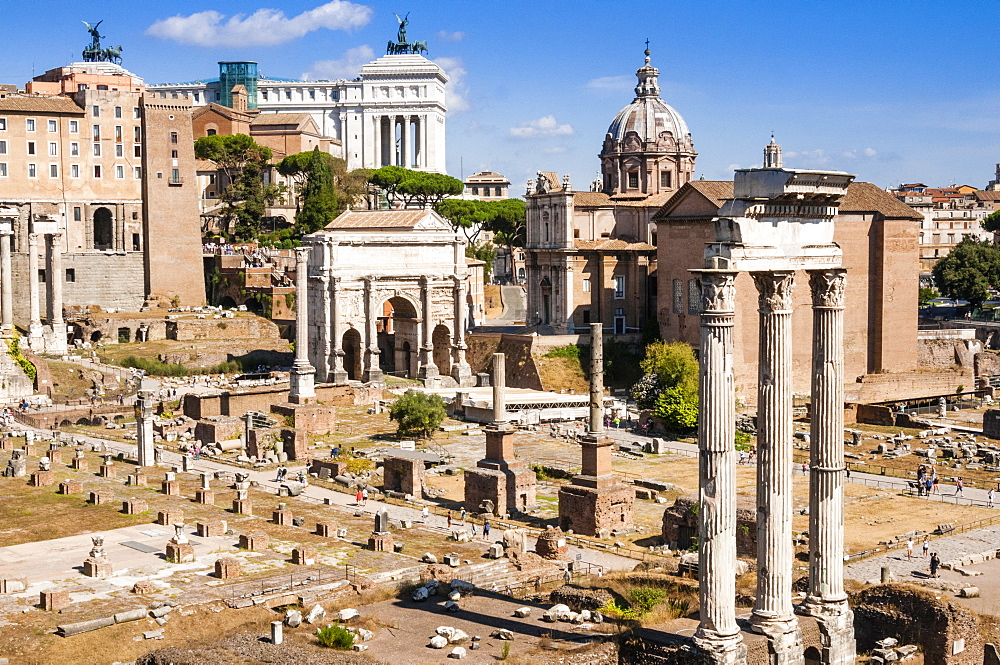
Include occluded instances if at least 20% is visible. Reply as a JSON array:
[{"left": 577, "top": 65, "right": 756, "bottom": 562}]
[
  {"left": 377, "top": 296, "right": 419, "bottom": 378},
  {"left": 342, "top": 328, "right": 363, "bottom": 381},
  {"left": 93, "top": 207, "right": 113, "bottom": 250}
]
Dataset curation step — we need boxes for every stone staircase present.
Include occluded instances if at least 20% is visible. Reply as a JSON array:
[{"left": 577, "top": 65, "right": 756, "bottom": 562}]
[{"left": 457, "top": 560, "right": 522, "bottom": 590}]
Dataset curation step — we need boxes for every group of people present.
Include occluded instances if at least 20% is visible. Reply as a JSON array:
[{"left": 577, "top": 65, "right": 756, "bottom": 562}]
[
  {"left": 275, "top": 466, "right": 306, "bottom": 485},
  {"left": 904, "top": 536, "right": 942, "bottom": 577}
]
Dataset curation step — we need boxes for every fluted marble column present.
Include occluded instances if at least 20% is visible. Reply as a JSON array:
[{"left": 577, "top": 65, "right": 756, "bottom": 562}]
[
  {"left": 46, "top": 233, "right": 67, "bottom": 355},
  {"left": 328, "top": 275, "right": 348, "bottom": 383},
  {"left": 694, "top": 270, "right": 746, "bottom": 664},
  {"left": 0, "top": 225, "right": 13, "bottom": 338},
  {"left": 362, "top": 276, "right": 382, "bottom": 383},
  {"left": 27, "top": 233, "right": 44, "bottom": 349},
  {"left": 750, "top": 271, "right": 802, "bottom": 664},
  {"left": 417, "top": 276, "right": 438, "bottom": 379},
  {"left": 799, "top": 268, "right": 855, "bottom": 665},
  {"left": 288, "top": 247, "right": 316, "bottom": 403},
  {"left": 451, "top": 274, "right": 472, "bottom": 385}
]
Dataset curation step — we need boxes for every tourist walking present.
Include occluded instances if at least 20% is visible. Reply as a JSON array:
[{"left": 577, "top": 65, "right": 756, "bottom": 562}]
[
  {"left": 447, "top": 511, "right": 453, "bottom": 528},
  {"left": 362, "top": 488, "right": 369, "bottom": 506},
  {"left": 989, "top": 488, "right": 995, "bottom": 508},
  {"left": 801, "top": 462, "right": 808, "bottom": 475},
  {"left": 930, "top": 552, "right": 940, "bottom": 578},
  {"left": 906, "top": 538, "right": 914, "bottom": 561},
  {"left": 421, "top": 506, "right": 429, "bottom": 523},
  {"left": 460, "top": 507, "right": 466, "bottom": 523},
  {"left": 483, "top": 520, "right": 491, "bottom": 539},
  {"left": 955, "top": 477, "right": 964, "bottom": 497}
]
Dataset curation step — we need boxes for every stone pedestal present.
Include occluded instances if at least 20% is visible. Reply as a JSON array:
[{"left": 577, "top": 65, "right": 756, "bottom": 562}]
[
  {"left": 122, "top": 498, "right": 148, "bottom": 515},
  {"left": 83, "top": 557, "right": 112, "bottom": 579},
  {"left": 127, "top": 472, "right": 147, "bottom": 486},
  {"left": 196, "top": 521, "right": 227, "bottom": 538},
  {"left": 165, "top": 541, "right": 195, "bottom": 563},
  {"left": 215, "top": 557, "right": 241, "bottom": 580},
  {"left": 232, "top": 499, "right": 253, "bottom": 515},
  {"left": 59, "top": 479, "right": 83, "bottom": 494},
  {"left": 557, "top": 436, "right": 634, "bottom": 536},
  {"left": 367, "top": 532, "right": 394, "bottom": 552},
  {"left": 157, "top": 510, "right": 182, "bottom": 526},
  {"left": 195, "top": 489, "right": 215, "bottom": 505},
  {"left": 40, "top": 589, "right": 70, "bottom": 611},
  {"left": 272, "top": 504, "right": 293, "bottom": 526},
  {"left": 99, "top": 464, "right": 115, "bottom": 479},
  {"left": 316, "top": 521, "right": 335, "bottom": 537},
  {"left": 384, "top": 455, "right": 425, "bottom": 498},
  {"left": 23, "top": 444, "right": 36, "bottom": 458},
  {"left": 71, "top": 458, "right": 89, "bottom": 472},
  {"left": 30, "top": 470, "right": 55, "bottom": 487},
  {"left": 291, "top": 545, "right": 317, "bottom": 565},
  {"left": 89, "top": 490, "right": 113, "bottom": 505},
  {"left": 161, "top": 480, "right": 180, "bottom": 496},
  {"left": 239, "top": 532, "right": 270, "bottom": 552},
  {"left": 464, "top": 427, "right": 537, "bottom": 518},
  {"left": 535, "top": 527, "right": 569, "bottom": 559},
  {"left": 48, "top": 449, "right": 62, "bottom": 466}
]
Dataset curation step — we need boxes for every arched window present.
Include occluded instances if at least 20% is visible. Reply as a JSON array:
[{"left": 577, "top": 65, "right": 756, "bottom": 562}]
[{"left": 93, "top": 207, "right": 113, "bottom": 250}]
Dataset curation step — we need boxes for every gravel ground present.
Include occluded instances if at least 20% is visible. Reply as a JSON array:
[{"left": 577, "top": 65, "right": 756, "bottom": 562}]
[{"left": 137, "top": 633, "right": 386, "bottom": 665}]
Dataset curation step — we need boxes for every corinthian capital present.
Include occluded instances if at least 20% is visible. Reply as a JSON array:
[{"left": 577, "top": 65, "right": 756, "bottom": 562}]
[
  {"left": 808, "top": 269, "right": 846, "bottom": 308},
  {"left": 752, "top": 271, "right": 795, "bottom": 313},
  {"left": 697, "top": 270, "right": 737, "bottom": 313}
]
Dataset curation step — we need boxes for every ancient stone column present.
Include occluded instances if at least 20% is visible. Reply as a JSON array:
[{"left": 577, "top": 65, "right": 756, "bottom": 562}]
[
  {"left": 46, "top": 233, "right": 67, "bottom": 355},
  {"left": 362, "top": 276, "right": 382, "bottom": 383},
  {"left": 693, "top": 269, "right": 746, "bottom": 664},
  {"left": 750, "top": 271, "right": 802, "bottom": 663},
  {"left": 0, "top": 223, "right": 12, "bottom": 337},
  {"left": 588, "top": 322, "right": 604, "bottom": 436},
  {"left": 328, "top": 274, "right": 347, "bottom": 383},
  {"left": 799, "top": 268, "right": 855, "bottom": 665},
  {"left": 135, "top": 390, "right": 155, "bottom": 468},
  {"left": 492, "top": 352, "right": 506, "bottom": 425},
  {"left": 288, "top": 247, "right": 316, "bottom": 403},
  {"left": 27, "top": 233, "right": 43, "bottom": 348},
  {"left": 417, "top": 276, "right": 438, "bottom": 379},
  {"left": 451, "top": 274, "right": 472, "bottom": 385}
]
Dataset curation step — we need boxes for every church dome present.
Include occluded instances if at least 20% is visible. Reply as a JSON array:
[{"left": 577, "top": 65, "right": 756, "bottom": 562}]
[{"left": 604, "top": 50, "right": 693, "bottom": 153}]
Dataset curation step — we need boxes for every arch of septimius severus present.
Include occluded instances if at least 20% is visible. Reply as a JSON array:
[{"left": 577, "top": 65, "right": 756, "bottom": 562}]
[{"left": 692, "top": 164, "right": 857, "bottom": 665}]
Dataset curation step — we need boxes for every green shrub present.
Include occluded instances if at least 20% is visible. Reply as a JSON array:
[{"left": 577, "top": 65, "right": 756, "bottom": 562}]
[
  {"left": 501, "top": 641, "right": 511, "bottom": 660},
  {"left": 109, "top": 355, "right": 241, "bottom": 377},
  {"left": 389, "top": 390, "right": 446, "bottom": 438},
  {"left": 7, "top": 335, "right": 36, "bottom": 382},
  {"left": 544, "top": 344, "right": 580, "bottom": 359},
  {"left": 316, "top": 624, "right": 354, "bottom": 649}
]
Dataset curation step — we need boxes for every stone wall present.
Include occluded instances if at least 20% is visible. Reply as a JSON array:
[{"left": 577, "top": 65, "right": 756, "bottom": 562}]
[
  {"left": 845, "top": 368, "right": 974, "bottom": 403},
  {"left": 168, "top": 316, "right": 281, "bottom": 341},
  {"left": 182, "top": 382, "right": 378, "bottom": 420},
  {"left": 853, "top": 584, "right": 984, "bottom": 665},
  {"left": 661, "top": 494, "right": 756, "bottom": 556}
]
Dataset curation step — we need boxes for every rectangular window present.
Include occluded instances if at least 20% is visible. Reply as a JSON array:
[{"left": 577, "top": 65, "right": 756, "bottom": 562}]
[
  {"left": 115, "top": 144, "right": 123, "bottom": 157},
  {"left": 28, "top": 163, "right": 36, "bottom": 177},
  {"left": 688, "top": 279, "right": 701, "bottom": 315},
  {"left": 38, "top": 269, "right": 45, "bottom": 283},
  {"left": 114, "top": 106, "right": 122, "bottom": 119},
  {"left": 614, "top": 275, "right": 625, "bottom": 299},
  {"left": 92, "top": 105, "right": 100, "bottom": 117},
  {"left": 171, "top": 150, "right": 178, "bottom": 159},
  {"left": 285, "top": 90, "right": 291, "bottom": 100},
  {"left": 582, "top": 278, "right": 591, "bottom": 293},
  {"left": 134, "top": 145, "right": 141, "bottom": 158},
  {"left": 66, "top": 268, "right": 76, "bottom": 283},
  {"left": 26, "top": 118, "right": 35, "bottom": 132},
  {"left": 70, "top": 164, "right": 79, "bottom": 178},
  {"left": 134, "top": 126, "right": 141, "bottom": 142},
  {"left": 0, "top": 163, "right": 6, "bottom": 177},
  {"left": 93, "top": 143, "right": 101, "bottom": 157},
  {"left": 73, "top": 207, "right": 82, "bottom": 221},
  {"left": 170, "top": 132, "right": 178, "bottom": 144},
  {"left": 47, "top": 119, "right": 57, "bottom": 132},
  {"left": 0, "top": 141, "right": 5, "bottom": 154},
  {"left": 582, "top": 309, "right": 591, "bottom": 324},
  {"left": 69, "top": 120, "right": 78, "bottom": 133},
  {"left": 672, "top": 279, "right": 682, "bottom": 313},
  {"left": 261, "top": 91, "right": 268, "bottom": 101},
  {"left": 660, "top": 171, "right": 672, "bottom": 188},
  {"left": 70, "top": 142, "right": 79, "bottom": 156},
  {"left": 114, "top": 165, "right": 123, "bottom": 179},
  {"left": 49, "top": 163, "right": 58, "bottom": 178},
  {"left": 115, "top": 126, "right": 122, "bottom": 142},
  {"left": 171, "top": 168, "right": 180, "bottom": 183},
  {"left": 627, "top": 172, "right": 639, "bottom": 188},
  {"left": 193, "top": 93, "right": 200, "bottom": 102},
  {"left": 93, "top": 165, "right": 101, "bottom": 178},
  {"left": 92, "top": 125, "right": 100, "bottom": 140},
  {"left": 48, "top": 142, "right": 57, "bottom": 156},
  {"left": 132, "top": 233, "right": 141, "bottom": 251},
  {"left": 133, "top": 107, "right": 140, "bottom": 119},
  {"left": 26, "top": 141, "right": 35, "bottom": 155},
  {"left": 133, "top": 166, "right": 141, "bottom": 179},
  {"left": 0, "top": 118, "right": 6, "bottom": 130}
]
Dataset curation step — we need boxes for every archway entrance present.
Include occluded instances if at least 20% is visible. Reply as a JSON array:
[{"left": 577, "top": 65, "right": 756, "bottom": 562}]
[
  {"left": 93, "top": 207, "right": 113, "bottom": 250},
  {"left": 342, "top": 328, "right": 362, "bottom": 381},
  {"left": 377, "top": 296, "right": 419, "bottom": 378},
  {"left": 432, "top": 324, "right": 451, "bottom": 377}
]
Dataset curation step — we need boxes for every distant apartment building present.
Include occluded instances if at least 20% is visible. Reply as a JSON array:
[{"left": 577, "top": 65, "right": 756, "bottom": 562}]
[
  {"left": 463, "top": 171, "right": 510, "bottom": 200},
  {"left": 889, "top": 183, "right": 994, "bottom": 268}
]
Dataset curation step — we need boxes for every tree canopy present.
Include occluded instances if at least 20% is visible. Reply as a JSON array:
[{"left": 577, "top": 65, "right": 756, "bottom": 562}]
[
  {"left": 294, "top": 147, "right": 338, "bottom": 234},
  {"left": 631, "top": 340, "right": 699, "bottom": 433},
  {"left": 368, "top": 166, "right": 463, "bottom": 208},
  {"left": 931, "top": 237, "right": 1000, "bottom": 308},
  {"left": 981, "top": 210, "right": 1000, "bottom": 234},
  {"left": 389, "top": 390, "right": 447, "bottom": 438}
]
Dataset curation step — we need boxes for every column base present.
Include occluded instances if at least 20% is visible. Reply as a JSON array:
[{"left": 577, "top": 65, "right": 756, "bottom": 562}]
[
  {"left": 451, "top": 361, "right": 474, "bottom": 387},
  {"left": 363, "top": 349, "right": 382, "bottom": 383},
  {"left": 289, "top": 363, "right": 316, "bottom": 404},
  {"left": 750, "top": 618, "right": 804, "bottom": 665},
  {"left": 693, "top": 630, "right": 747, "bottom": 665},
  {"left": 417, "top": 347, "right": 438, "bottom": 379},
  {"left": 46, "top": 323, "right": 68, "bottom": 355},
  {"left": 329, "top": 369, "right": 348, "bottom": 384},
  {"left": 27, "top": 322, "right": 44, "bottom": 351},
  {"left": 797, "top": 601, "right": 855, "bottom": 665}
]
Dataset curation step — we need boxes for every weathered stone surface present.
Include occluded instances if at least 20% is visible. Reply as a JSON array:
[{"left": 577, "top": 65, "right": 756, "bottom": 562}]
[
  {"left": 196, "top": 520, "right": 226, "bottom": 538},
  {"left": 214, "top": 557, "right": 241, "bottom": 580},
  {"left": 122, "top": 498, "right": 148, "bottom": 515},
  {"left": 57, "top": 616, "right": 115, "bottom": 636},
  {"left": 165, "top": 542, "right": 194, "bottom": 564},
  {"left": 549, "top": 585, "right": 613, "bottom": 611},
  {"left": 238, "top": 532, "right": 269, "bottom": 552},
  {"left": 156, "top": 510, "right": 182, "bottom": 526},
  {"left": 40, "top": 589, "right": 70, "bottom": 611},
  {"left": 114, "top": 608, "right": 148, "bottom": 623},
  {"left": 535, "top": 527, "right": 569, "bottom": 559},
  {"left": 59, "top": 480, "right": 83, "bottom": 494},
  {"left": 291, "top": 545, "right": 316, "bottom": 565}
]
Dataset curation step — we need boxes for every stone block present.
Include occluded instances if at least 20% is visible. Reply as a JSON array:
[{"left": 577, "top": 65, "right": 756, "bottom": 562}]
[
  {"left": 165, "top": 542, "right": 195, "bottom": 564},
  {"left": 960, "top": 586, "right": 981, "bottom": 598},
  {"left": 40, "top": 589, "right": 70, "bottom": 611},
  {"left": 59, "top": 480, "right": 83, "bottom": 495},
  {"left": 127, "top": 473, "right": 147, "bottom": 486},
  {"left": 367, "top": 532, "right": 394, "bottom": 552},
  {"left": 156, "top": 510, "right": 182, "bottom": 526},
  {"left": 336, "top": 527, "right": 348, "bottom": 538},
  {"left": 88, "top": 490, "right": 114, "bottom": 505},
  {"left": 232, "top": 499, "right": 252, "bottom": 515},
  {"left": 70, "top": 457, "right": 89, "bottom": 471},
  {"left": 48, "top": 449, "right": 62, "bottom": 465},
  {"left": 0, "top": 579, "right": 26, "bottom": 594},
  {"left": 99, "top": 464, "right": 116, "bottom": 479},
  {"left": 30, "top": 471, "right": 55, "bottom": 487},
  {"left": 161, "top": 480, "right": 180, "bottom": 496},
  {"left": 215, "top": 557, "right": 241, "bottom": 580},
  {"left": 132, "top": 581, "right": 156, "bottom": 594},
  {"left": 122, "top": 498, "right": 148, "bottom": 515},
  {"left": 239, "top": 532, "right": 270, "bottom": 552},
  {"left": 195, "top": 489, "right": 215, "bottom": 505},
  {"left": 272, "top": 504, "right": 293, "bottom": 525},
  {"left": 315, "top": 521, "right": 335, "bottom": 537},
  {"left": 82, "top": 557, "right": 112, "bottom": 578},
  {"left": 196, "top": 520, "right": 227, "bottom": 538},
  {"left": 292, "top": 545, "right": 317, "bottom": 565}
]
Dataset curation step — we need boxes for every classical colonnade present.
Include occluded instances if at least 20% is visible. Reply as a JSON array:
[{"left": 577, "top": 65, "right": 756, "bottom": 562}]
[
  {"left": 372, "top": 114, "right": 429, "bottom": 169},
  {"left": 695, "top": 267, "right": 854, "bottom": 665}
]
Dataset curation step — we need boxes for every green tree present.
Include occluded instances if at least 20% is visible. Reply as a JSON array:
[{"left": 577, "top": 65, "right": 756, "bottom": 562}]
[
  {"left": 931, "top": 237, "right": 1000, "bottom": 308},
  {"left": 277, "top": 150, "right": 367, "bottom": 218},
  {"left": 631, "top": 340, "right": 699, "bottom": 409},
  {"left": 653, "top": 386, "right": 698, "bottom": 431},
  {"left": 918, "top": 286, "right": 940, "bottom": 305},
  {"left": 195, "top": 134, "right": 283, "bottom": 239},
  {"left": 389, "top": 390, "right": 447, "bottom": 438},
  {"left": 466, "top": 240, "right": 496, "bottom": 281},
  {"left": 368, "top": 167, "right": 463, "bottom": 208},
  {"left": 296, "top": 147, "right": 339, "bottom": 233},
  {"left": 981, "top": 210, "right": 1000, "bottom": 234}
]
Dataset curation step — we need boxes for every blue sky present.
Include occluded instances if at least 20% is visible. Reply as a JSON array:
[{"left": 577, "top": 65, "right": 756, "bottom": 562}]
[{"left": 3, "top": 0, "right": 997, "bottom": 191}]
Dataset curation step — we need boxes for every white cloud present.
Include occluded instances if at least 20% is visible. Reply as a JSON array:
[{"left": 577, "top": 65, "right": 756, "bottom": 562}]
[
  {"left": 508, "top": 115, "right": 573, "bottom": 138},
  {"left": 435, "top": 57, "right": 470, "bottom": 113},
  {"left": 783, "top": 149, "right": 829, "bottom": 165},
  {"left": 146, "top": 1, "right": 373, "bottom": 47},
  {"left": 841, "top": 147, "right": 878, "bottom": 159},
  {"left": 586, "top": 75, "right": 633, "bottom": 91},
  {"left": 726, "top": 163, "right": 742, "bottom": 172},
  {"left": 303, "top": 45, "right": 374, "bottom": 80},
  {"left": 437, "top": 30, "right": 465, "bottom": 43}
]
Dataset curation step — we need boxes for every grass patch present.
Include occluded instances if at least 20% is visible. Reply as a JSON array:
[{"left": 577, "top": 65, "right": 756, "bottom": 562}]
[
  {"left": 108, "top": 355, "right": 242, "bottom": 377},
  {"left": 316, "top": 625, "right": 354, "bottom": 649},
  {"left": 544, "top": 344, "right": 580, "bottom": 359}
]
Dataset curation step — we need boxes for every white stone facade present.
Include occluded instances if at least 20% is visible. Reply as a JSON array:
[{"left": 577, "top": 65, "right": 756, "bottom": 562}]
[
  {"left": 148, "top": 54, "right": 448, "bottom": 173},
  {"left": 303, "top": 210, "right": 472, "bottom": 386}
]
